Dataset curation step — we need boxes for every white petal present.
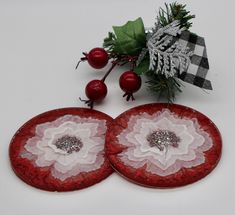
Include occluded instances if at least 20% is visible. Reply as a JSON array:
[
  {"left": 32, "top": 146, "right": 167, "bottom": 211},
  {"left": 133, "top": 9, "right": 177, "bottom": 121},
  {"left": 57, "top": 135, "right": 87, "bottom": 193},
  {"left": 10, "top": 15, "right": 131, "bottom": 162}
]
[
  {"left": 56, "top": 152, "right": 79, "bottom": 166},
  {"left": 43, "top": 147, "right": 60, "bottom": 161},
  {"left": 35, "top": 155, "right": 54, "bottom": 167},
  {"left": 24, "top": 137, "right": 44, "bottom": 155},
  {"left": 52, "top": 153, "right": 104, "bottom": 181}
]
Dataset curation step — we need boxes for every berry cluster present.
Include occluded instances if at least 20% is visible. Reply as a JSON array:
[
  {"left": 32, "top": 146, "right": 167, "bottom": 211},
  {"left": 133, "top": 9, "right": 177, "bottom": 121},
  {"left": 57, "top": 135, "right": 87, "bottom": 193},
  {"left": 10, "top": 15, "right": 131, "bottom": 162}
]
[{"left": 76, "top": 47, "right": 141, "bottom": 108}]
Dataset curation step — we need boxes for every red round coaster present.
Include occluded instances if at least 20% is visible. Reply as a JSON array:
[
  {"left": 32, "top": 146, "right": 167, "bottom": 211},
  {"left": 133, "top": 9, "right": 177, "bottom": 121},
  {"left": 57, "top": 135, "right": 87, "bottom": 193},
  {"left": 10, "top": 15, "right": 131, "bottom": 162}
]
[
  {"left": 106, "top": 103, "right": 222, "bottom": 188},
  {"left": 9, "top": 108, "right": 113, "bottom": 192}
]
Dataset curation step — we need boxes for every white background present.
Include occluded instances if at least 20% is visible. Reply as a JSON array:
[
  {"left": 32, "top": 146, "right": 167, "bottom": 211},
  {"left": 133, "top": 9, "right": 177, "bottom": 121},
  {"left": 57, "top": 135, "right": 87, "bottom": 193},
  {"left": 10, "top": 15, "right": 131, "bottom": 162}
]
[{"left": 0, "top": 0, "right": 234, "bottom": 214}]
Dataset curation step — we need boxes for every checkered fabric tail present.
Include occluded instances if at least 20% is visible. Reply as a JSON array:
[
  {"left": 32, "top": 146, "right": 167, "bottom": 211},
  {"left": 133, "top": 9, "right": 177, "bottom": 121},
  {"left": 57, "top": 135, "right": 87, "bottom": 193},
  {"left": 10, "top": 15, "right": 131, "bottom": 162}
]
[{"left": 177, "top": 31, "right": 212, "bottom": 90}]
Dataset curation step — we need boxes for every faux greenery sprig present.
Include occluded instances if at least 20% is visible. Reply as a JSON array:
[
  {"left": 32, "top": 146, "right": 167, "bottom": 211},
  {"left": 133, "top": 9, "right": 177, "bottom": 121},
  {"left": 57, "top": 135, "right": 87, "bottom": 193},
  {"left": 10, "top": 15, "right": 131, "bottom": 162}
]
[
  {"left": 103, "top": 2, "right": 195, "bottom": 102},
  {"left": 157, "top": 2, "right": 195, "bottom": 29}
]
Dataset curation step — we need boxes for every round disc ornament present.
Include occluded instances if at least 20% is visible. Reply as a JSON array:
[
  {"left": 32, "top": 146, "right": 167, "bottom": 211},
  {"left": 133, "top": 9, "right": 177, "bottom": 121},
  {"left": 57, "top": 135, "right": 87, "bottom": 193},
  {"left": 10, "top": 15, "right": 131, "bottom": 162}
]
[
  {"left": 9, "top": 108, "right": 113, "bottom": 191},
  {"left": 106, "top": 103, "right": 222, "bottom": 188}
]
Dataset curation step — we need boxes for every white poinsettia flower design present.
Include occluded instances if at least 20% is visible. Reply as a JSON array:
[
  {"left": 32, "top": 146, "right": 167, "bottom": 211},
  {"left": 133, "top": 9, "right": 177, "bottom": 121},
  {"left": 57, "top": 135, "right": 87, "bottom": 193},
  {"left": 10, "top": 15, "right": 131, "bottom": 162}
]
[
  {"left": 118, "top": 109, "right": 213, "bottom": 176},
  {"left": 21, "top": 115, "right": 107, "bottom": 181}
]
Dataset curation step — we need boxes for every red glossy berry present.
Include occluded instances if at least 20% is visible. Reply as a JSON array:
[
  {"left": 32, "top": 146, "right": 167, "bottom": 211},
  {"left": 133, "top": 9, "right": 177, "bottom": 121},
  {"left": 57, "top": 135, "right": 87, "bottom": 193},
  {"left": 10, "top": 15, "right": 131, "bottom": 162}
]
[
  {"left": 87, "top": 48, "right": 109, "bottom": 69},
  {"left": 85, "top": 80, "right": 107, "bottom": 101},
  {"left": 76, "top": 48, "right": 109, "bottom": 70},
  {"left": 119, "top": 71, "right": 141, "bottom": 93},
  {"left": 119, "top": 71, "right": 141, "bottom": 101}
]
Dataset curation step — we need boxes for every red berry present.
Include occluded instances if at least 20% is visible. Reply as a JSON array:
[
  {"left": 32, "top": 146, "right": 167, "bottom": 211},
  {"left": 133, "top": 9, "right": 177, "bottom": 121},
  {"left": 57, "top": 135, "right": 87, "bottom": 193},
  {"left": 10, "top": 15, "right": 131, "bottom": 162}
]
[
  {"left": 76, "top": 48, "right": 109, "bottom": 70},
  {"left": 87, "top": 48, "right": 109, "bottom": 69},
  {"left": 119, "top": 71, "right": 141, "bottom": 93},
  {"left": 85, "top": 80, "right": 107, "bottom": 101},
  {"left": 119, "top": 71, "right": 141, "bottom": 101}
]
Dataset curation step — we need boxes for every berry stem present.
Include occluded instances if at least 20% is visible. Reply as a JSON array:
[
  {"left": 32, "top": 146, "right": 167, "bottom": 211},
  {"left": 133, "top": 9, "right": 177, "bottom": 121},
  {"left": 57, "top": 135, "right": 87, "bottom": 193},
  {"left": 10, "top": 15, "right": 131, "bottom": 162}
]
[
  {"left": 75, "top": 60, "right": 82, "bottom": 69},
  {"left": 123, "top": 92, "right": 135, "bottom": 101},
  {"left": 100, "top": 55, "right": 137, "bottom": 82},
  {"left": 131, "top": 61, "right": 136, "bottom": 70},
  {"left": 75, "top": 53, "right": 88, "bottom": 69},
  {"left": 79, "top": 97, "right": 94, "bottom": 109},
  {"left": 101, "top": 61, "right": 118, "bottom": 82}
]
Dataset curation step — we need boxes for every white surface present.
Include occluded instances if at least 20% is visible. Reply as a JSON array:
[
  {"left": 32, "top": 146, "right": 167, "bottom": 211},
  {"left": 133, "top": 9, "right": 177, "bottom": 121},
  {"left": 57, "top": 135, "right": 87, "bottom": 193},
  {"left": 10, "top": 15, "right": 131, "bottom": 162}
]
[{"left": 0, "top": 0, "right": 234, "bottom": 214}]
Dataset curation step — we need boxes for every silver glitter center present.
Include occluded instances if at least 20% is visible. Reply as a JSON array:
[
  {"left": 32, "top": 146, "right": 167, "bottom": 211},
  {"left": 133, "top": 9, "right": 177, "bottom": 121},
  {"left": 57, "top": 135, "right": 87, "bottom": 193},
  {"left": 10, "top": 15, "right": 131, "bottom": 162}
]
[
  {"left": 147, "top": 130, "right": 180, "bottom": 151},
  {"left": 54, "top": 135, "right": 83, "bottom": 154}
]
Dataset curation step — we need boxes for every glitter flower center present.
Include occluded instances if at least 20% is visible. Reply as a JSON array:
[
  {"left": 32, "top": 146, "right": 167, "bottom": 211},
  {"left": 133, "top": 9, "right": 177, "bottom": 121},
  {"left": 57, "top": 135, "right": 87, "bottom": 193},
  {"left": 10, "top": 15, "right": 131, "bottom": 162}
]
[
  {"left": 54, "top": 135, "right": 83, "bottom": 154},
  {"left": 147, "top": 130, "right": 180, "bottom": 151}
]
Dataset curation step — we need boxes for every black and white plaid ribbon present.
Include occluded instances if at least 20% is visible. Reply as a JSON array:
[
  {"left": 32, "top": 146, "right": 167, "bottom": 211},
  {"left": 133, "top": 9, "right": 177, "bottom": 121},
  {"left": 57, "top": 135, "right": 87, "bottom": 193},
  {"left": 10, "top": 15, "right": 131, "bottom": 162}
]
[{"left": 177, "top": 31, "right": 212, "bottom": 90}]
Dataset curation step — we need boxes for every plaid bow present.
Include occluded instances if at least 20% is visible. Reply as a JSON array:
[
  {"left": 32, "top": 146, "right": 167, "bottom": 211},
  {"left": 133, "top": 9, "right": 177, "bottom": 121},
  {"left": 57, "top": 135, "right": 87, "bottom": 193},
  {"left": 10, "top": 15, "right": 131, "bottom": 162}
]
[{"left": 177, "top": 31, "right": 212, "bottom": 90}]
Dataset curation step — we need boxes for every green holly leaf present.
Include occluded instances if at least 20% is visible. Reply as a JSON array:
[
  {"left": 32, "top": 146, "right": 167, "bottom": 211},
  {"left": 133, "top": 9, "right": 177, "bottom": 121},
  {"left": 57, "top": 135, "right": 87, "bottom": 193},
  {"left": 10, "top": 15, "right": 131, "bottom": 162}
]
[
  {"left": 112, "top": 17, "right": 146, "bottom": 56},
  {"left": 134, "top": 58, "right": 150, "bottom": 75}
]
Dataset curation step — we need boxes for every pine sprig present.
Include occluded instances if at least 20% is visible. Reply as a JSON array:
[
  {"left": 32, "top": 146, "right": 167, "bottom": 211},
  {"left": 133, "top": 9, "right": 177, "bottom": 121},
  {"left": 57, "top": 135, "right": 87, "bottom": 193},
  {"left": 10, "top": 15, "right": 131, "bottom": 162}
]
[
  {"left": 103, "top": 32, "right": 116, "bottom": 52},
  {"left": 157, "top": 2, "right": 195, "bottom": 29},
  {"left": 103, "top": 32, "right": 120, "bottom": 59},
  {"left": 144, "top": 2, "right": 195, "bottom": 102},
  {"left": 146, "top": 73, "right": 182, "bottom": 103}
]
